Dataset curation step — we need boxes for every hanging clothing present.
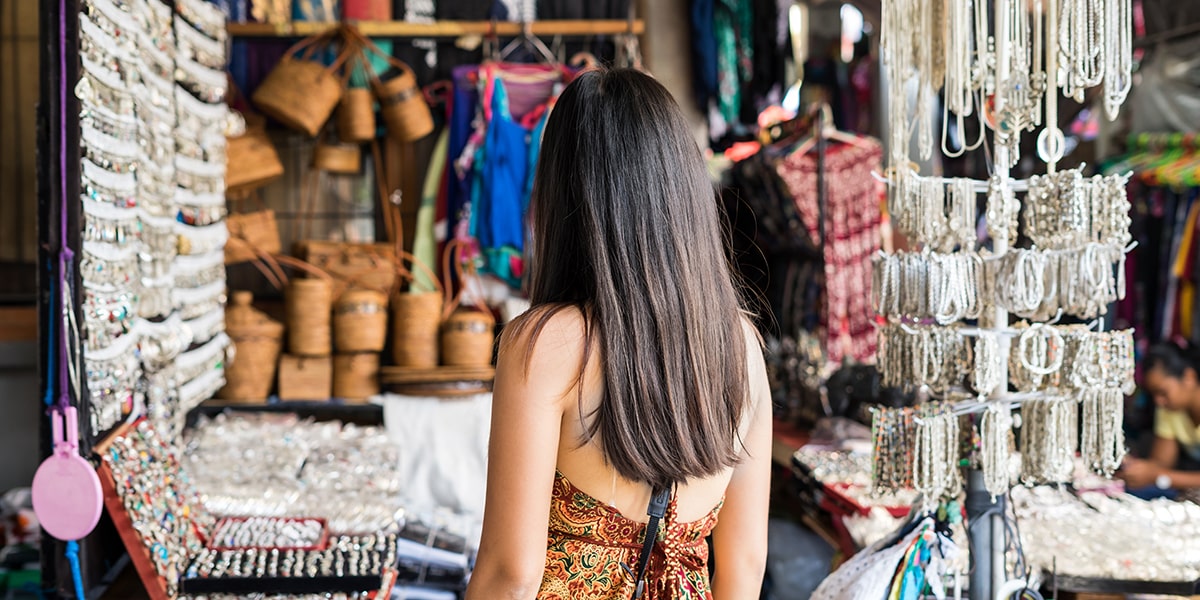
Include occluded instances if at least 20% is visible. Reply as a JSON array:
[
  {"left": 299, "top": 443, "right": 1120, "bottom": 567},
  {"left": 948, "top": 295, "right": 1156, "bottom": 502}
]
[
  {"left": 539, "top": 471, "right": 721, "bottom": 600},
  {"left": 713, "top": 0, "right": 753, "bottom": 131},
  {"left": 775, "top": 138, "right": 884, "bottom": 365},
  {"left": 465, "top": 66, "right": 560, "bottom": 288},
  {"left": 441, "top": 64, "right": 482, "bottom": 253},
  {"left": 689, "top": 0, "right": 719, "bottom": 113},
  {"left": 413, "top": 129, "right": 449, "bottom": 293},
  {"left": 1172, "top": 199, "right": 1200, "bottom": 337}
]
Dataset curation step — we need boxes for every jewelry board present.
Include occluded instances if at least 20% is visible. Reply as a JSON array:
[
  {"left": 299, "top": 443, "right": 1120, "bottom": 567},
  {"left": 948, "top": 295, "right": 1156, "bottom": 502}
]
[{"left": 93, "top": 419, "right": 398, "bottom": 599}]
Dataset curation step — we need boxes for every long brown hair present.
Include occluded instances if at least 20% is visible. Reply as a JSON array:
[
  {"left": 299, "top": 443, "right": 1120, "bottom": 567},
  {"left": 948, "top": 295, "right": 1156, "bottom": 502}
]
[{"left": 518, "top": 68, "right": 751, "bottom": 489}]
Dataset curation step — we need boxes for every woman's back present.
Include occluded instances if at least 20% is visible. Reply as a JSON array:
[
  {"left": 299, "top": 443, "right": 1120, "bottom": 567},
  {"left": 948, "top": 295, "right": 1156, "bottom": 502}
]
[
  {"left": 527, "top": 307, "right": 769, "bottom": 599},
  {"left": 464, "top": 68, "right": 771, "bottom": 600},
  {"left": 553, "top": 309, "right": 760, "bottom": 524}
]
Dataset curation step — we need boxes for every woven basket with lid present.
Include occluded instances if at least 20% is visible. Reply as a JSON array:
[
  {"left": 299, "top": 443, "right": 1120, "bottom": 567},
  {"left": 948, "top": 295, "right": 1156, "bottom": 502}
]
[{"left": 218, "top": 291, "right": 284, "bottom": 402}]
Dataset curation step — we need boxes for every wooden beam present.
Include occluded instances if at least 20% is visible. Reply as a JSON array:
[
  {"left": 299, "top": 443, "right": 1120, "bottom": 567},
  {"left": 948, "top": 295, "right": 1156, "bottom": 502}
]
[
  {"left": 228, "top": 19, "right": 645, "bottom": 38},
  {"left": 0, "top": 306, "right": 36, "bottom": 342}
]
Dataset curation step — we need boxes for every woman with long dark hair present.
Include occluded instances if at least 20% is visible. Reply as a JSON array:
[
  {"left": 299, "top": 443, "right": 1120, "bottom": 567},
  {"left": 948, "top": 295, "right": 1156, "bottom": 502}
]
[{"left": 464, "top": 68, "right": 771, "bottom": 599}]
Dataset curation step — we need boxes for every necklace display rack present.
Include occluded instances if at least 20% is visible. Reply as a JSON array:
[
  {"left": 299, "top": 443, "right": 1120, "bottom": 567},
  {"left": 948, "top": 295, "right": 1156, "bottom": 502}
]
[
  {"left": 875, "top": 0, "right": 1139, "bottom": 598},
  {"left": 93, "top": 420, "right": 399, "bottom": 600}
]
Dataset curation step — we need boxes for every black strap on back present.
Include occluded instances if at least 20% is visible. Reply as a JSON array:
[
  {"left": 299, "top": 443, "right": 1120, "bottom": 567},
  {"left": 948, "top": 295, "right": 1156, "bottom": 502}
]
[{"left": 627, "top": 485, "right": 671, "bottom": 599}]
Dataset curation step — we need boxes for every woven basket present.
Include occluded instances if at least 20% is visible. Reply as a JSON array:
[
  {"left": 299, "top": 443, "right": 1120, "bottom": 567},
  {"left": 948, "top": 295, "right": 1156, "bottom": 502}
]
[
  {"left": 278, "top": 355, "right": 332, "bottom": 400},
  {"left": 225, "top": 209, "right": 282, "bottom": 265},
  {"left": 312, "top": 141, "right": 362, "bottom": 174},
  {"left": 441, "top": 310, "right": 495, "bottom": 367},
  {"left": 391, "top": 292, "right": 441, "bottom": 367},
  {"left": 332, "top": 352, "right": 380, "bottom": 401},
  {"left": 437, "top": 239, "right": 495, "bottom": 367},
  {"left": 226, "top": 126, "right": 284, "bottom": 194},
  {"left": 340, "top": 26, "right": 433, "bottom": 142},
  {"left": 251, "top": 32, "right": 350, "bottom": 137},
  {"left": 295, "top": 241, "right": 397, "bottom": 298},
  {"left": 373, "top": 67, "right": 434, "bottom": 142},
  {"left": 218, "top": 291, "right": 284, "bottom": 402},
  {"left": 286, "top": 278, "right": 334, "bottom": 356},
  {"left": 336, "top": 87, "right": 376, "bottom": 143},
  {"left": 334, "top": 289, "right": 388, "bottom": 352}
]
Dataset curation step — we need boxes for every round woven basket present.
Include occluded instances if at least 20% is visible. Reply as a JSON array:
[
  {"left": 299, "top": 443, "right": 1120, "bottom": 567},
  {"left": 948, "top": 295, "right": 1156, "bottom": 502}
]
[
  {"left": 372, "top": 68, "right": 434, "bottom": 142},
  {"left": 218, "top": 291, "right": 284, "bottom": 402},
  {"left": 286, "top": 278, "right": 333, "bottom": 356},
  {"left": 334, "top": 289, "right": 388, "bottom": 352},
  {"left": 251, "top": 36, "right": 349, "bottom": 137},
  {"left": 336, "top": 87, "right": 376, "bottom": 143},
  {"left": 333, "top": 352, "right": 380, "bottom": 401},
  {"left": 441, "top": 309, "right": 495, "bottom": 367},
  {"left": 391, "top": 292, "right": 441, "bottom": 367}
]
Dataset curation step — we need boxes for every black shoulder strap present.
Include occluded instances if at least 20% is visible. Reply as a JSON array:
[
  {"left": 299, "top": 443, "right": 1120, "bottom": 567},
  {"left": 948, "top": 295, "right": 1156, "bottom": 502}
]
[{"left": 630, "top": 486, "right": 671, "bottom": 599}]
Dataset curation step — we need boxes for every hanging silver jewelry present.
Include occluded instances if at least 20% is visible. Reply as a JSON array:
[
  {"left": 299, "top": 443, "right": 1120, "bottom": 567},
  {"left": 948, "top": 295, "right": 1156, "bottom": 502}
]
[{"left": 981, "top": 402, "right": 1014, "bottom": 499}]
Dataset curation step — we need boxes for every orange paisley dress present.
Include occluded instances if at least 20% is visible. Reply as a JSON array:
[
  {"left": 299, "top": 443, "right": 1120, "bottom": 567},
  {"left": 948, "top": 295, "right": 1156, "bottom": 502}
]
[{"left": 539, "top": 471, "right": 723, "bottom": 599}]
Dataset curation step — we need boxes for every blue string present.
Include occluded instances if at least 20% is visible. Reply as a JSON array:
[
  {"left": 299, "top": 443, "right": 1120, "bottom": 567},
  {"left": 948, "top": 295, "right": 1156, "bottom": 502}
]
[
  {"left": 43, "top": 273, "right": 55, "bottom": 407},
  {"left": 65, "top": 540, "right": 85, "bottom": 600}
]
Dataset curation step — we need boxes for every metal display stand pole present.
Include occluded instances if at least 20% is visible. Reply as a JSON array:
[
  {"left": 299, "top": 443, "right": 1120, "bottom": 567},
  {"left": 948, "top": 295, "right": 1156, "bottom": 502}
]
[
  {"left": 967, "top": 469, "right": 1010, "bottom": 600},
  {"left": 970, "top": 0, "right": 1015, "bottom": 597}
]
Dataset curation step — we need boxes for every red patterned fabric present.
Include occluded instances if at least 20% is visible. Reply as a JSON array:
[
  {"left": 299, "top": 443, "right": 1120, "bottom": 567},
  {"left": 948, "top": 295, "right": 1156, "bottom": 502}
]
[
  {"left": 539, "top": 472, "right": 722, "bottom": 599},
  {"left": 775, "top": 139, "right": 883, "bottom": 364}
]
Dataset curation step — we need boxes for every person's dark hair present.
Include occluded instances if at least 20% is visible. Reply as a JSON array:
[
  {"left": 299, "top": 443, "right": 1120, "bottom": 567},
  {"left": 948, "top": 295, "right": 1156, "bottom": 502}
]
[
  {"left": 518, "top": 68, "right": 751, "bottom": 489},
  {"left": 1145, "top": 342, "right": 1200, "bottom": 379}
]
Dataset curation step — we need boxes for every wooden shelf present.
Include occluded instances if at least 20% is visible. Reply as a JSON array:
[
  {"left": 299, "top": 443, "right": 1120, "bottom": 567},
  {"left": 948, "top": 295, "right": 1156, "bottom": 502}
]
[{"left": 227, "top": 19, "right": 644, "bottom": 38}]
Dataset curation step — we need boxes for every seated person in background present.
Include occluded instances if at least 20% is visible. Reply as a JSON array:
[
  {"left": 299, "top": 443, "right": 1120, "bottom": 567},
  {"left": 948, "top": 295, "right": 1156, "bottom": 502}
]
[{"left": 1118, "top": 342, "right": 1200, "bottom": 496}]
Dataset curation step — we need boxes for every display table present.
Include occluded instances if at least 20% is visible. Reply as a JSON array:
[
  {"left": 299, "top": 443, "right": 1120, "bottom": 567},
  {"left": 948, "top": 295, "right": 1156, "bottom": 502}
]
[{"left": 776, "top": 419, "right": 1200, "bottom": 595}]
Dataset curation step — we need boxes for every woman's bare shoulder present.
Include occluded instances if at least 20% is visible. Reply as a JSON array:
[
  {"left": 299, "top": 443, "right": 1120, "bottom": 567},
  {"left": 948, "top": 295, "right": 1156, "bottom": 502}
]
[{"left": 497, "top": 304, "right": 591, "bottom": 404}]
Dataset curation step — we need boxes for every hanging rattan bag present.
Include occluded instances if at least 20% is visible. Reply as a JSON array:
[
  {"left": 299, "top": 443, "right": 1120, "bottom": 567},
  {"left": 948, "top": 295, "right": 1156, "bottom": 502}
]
[
  {"left": 343, "top": 26, "right": 433, "bottom": 142},
  {"left": 252, "top": 29, "right": 352, "bottom": 137},
  {"left": 336, "top": 45, "right": 377, "bottom": 143},
  {"left": 226, "top": 78, "right": 285, "bottom": 196},
  {"left": 226, "top": 124, "right": 285, "bottom": 194},
  {"left": 337, "top": 87, "right": 377, "bottom": 143},
  {"left": 225, "top": 195, "right": 282, "bottom": 265},
  {"left": 312, "top": 139, "right": 362, "bottom": 174},
  {"left": 439, "top": 240, "right": 496, "bottom": 368}
]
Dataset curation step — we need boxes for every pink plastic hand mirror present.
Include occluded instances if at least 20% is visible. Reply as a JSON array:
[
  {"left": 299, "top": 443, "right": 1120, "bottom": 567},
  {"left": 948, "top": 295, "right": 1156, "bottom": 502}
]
[{"left": 32, "top": 406, "right": 103, "bottom": 541}]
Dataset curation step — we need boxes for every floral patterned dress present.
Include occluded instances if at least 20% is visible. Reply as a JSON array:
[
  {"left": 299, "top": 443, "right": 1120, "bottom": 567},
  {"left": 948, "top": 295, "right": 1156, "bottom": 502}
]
[{"left": 539, "top": 471, "right": 723, "bottom": 599}]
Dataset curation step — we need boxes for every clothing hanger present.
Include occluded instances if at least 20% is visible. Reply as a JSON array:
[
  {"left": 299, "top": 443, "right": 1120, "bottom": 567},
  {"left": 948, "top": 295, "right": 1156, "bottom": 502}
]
[
  {"left": 788, "top": 103, "right": 873, "bottom": 157},
  {"left": 1158, "top": 146, "right": 1200, "bottom": 188},
  {"left": 759, "top": 100, "right": 823, "bottom": 149},
  {"left": 498, "top": 19, "right": 558, "bottom": 65}
]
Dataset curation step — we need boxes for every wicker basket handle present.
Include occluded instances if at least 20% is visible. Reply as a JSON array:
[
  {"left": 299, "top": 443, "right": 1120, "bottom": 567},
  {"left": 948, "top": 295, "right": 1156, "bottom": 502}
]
[
  {"left": 341, "top": 24, "right": 417, "bottom": 83},
  {"left": 440, "top": 239, "right": 496, "bottom": 324},
  {"left": 371, "top": 139, "right": 405, "bottom": 270},
  {"left": 393, "top": 248, "right": 444, "bottom": 297},
  {"left": 252, "top": 249, "right": 336, "bottom": 289},
  {"left": 283, "top": 28, "right": 354, "bottom": 79}
]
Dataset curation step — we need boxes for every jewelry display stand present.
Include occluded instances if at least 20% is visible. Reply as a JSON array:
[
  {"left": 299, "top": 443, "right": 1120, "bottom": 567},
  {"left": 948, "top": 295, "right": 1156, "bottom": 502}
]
[{"left": 873, "top": 0, "right": 1138, "bottom": 597}]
